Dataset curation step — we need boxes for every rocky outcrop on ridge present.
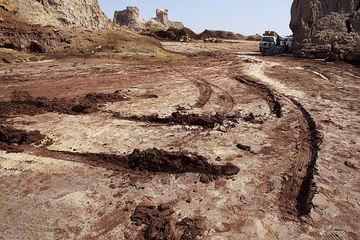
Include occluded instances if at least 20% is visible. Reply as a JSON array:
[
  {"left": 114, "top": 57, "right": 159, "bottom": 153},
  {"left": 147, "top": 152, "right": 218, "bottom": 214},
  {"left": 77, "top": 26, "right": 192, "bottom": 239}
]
[
  {"left": 3, "top": 0, "right": 111, "bottom": 28},
  {"left": 0, "top": 0, "right": 169, "bottom": 61},
  {"left": 290, "top": 0, "right": 360, "bottom": 61},
  {"left": 1, "top": 0, "right": 110, "bottom": 54},
  {"left": 114, "top": 6, "right": 184, "bottom": 32},
  {"left": 113, "top": 6, "right": 145, "bottom": 32}
]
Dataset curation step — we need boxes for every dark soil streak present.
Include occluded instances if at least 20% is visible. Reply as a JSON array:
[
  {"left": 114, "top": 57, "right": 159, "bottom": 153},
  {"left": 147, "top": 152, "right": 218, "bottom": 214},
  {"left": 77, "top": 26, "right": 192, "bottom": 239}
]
[
  {"left": 3, "top": 142, "right": 239, "bottom": 179},
  {"left": 290, "top": 98, "right": 322, "bottom": 216},
  {"left": 0, "top": 90, "right": 128, "bottom": 117},
  {"left": 235, "top": 72, "right": 321, "bottom": 217},
  {"left": 193, "top": 79, "right": 212, "bottom": 108},
  {"left": 235, "top": 75, "right": 282, "bottom": 118},
  {"left": 113, "top": 112, "right": 226, "bottom": 129}
]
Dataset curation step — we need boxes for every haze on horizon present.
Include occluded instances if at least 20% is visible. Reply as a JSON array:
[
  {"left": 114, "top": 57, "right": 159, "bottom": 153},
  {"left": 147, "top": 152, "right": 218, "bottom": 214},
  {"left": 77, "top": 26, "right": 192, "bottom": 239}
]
[{"left": 99, "top": 0, "right": 293, "bottom": 36}]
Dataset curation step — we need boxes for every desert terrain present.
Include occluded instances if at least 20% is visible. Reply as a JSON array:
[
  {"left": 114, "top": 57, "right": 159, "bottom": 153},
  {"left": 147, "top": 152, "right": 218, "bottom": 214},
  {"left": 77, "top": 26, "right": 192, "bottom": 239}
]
[{"left": 0, "top": 40, "right": 359, "bottom": 239}]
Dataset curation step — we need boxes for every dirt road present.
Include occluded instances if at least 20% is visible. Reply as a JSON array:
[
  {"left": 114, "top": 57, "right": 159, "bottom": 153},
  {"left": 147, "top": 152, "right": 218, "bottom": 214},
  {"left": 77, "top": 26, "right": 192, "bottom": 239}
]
[{"left": 0, "top": 41, "right": 359, "bottom": 239}]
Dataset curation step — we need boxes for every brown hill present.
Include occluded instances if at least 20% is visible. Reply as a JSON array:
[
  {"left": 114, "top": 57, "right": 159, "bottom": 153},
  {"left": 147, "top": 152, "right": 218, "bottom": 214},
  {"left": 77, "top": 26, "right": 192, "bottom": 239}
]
[
  {"left": 147, "top": 27, "right": 199, "bottom": 41},
  {"left": 246, "top": 34, "right": 261, "bottom": 41},
  {"left": 199, "top": 29, "right": 246, "bottom": 40}
]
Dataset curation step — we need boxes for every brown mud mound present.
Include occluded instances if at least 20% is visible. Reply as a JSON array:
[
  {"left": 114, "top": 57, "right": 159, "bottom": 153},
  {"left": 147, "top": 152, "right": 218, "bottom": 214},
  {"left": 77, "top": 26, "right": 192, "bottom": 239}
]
[
  {"left": 0, "top": 125, "right": 44, "bottom": 152},
  {"left": 148, "top": 27, "right": 198, "bottom": 41},
  {"left": 131, "top": 203, "right": 205, "bottom": 240},
  {"left": 0, "top": 90, "right": 128, "bottom": 117},
  {"left": 114, "top": 112, "right": 227, "bottom": 129},
  {"left": 236, "top": 143, "right": 251, "bottom": 152},
  {"left": 0, "top": 125, "right": 44, "bottom": 145},
  {"left": 199, "top": 29, "right": 246, "bottom": 40},
  {"left": 128, "top": 148, "right": 240, "bottom": 176}
]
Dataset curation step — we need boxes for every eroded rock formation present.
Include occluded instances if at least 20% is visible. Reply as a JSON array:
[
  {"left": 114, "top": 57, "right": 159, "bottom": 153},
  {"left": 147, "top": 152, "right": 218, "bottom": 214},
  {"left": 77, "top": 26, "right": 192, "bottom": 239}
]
[
  {"left": 155, "top": 9, "right": 184, "bottom": 29},
  {"left": 291, "top": 0, "right": 360, "bottom": 61},
  {"left": 114, "top": 6, "right": 184, "bottom": 32},
  {"left": 113, "top": 6, "right": 145, "bottom": 32},
  {"left": 0, "top": 0, "right": 166, "bottom": 59},
  {"left": 7, "top": 0, "right": 110, "bottom": 28}
]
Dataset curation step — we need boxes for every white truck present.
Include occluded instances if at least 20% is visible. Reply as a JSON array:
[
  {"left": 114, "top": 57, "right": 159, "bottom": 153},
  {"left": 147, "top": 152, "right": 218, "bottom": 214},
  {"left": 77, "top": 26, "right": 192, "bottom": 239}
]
[{"left": 259, "top": 31, "right": 285, "bottom": 55}]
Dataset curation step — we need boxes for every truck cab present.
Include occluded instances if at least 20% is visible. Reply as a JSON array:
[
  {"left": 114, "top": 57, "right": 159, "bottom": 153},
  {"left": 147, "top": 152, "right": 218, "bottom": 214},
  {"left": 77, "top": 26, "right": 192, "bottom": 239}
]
[
  {"left": 259, "top": 36, "right": 277, "bottom": 52},
  {"left": 259, "top": 31, "right": 286, "bottom": 55}
]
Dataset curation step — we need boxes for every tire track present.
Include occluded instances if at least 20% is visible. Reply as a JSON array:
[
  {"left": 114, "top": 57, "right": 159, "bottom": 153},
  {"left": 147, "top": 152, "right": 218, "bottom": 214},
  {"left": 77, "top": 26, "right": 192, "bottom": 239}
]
[
  {"left": 177, "top": 69, "right": 235, "bottom": 114},
  {"left": 278, "top": 98, "right": 321, "bottom": 217},
  {"left": 289, "top": 98, "right": 322, "bottom": 216},
  {"left": 235, "top": 72, "right": 321, "bottom": 217},
  {"left": 192, "top": 79, "right": 212, "bottom": 108},
  {"left": 234, "top": 75, "right": 283, "bottom": 118}
]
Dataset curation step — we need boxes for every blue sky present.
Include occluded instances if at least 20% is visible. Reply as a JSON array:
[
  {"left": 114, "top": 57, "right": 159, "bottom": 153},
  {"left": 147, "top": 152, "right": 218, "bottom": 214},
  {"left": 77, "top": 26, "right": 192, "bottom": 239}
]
[{"left": 98, "top": 0, "right": 293, "bottom": 36}]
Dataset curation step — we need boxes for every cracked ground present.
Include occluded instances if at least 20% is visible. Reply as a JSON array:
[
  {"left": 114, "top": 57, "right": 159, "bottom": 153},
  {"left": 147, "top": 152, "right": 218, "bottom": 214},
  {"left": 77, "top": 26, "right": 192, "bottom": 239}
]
[{"left": 0, "top": 41, "right": 359, "bottom": 239}]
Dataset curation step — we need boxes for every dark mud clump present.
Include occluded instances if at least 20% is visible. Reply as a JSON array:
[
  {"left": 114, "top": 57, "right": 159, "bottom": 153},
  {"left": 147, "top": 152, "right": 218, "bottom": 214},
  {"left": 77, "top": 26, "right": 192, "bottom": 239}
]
[
  {"left": 131, "top": 203, "right": 205, "bottom": 240},
  {"left": 114, "top": 112, "right": 225, "bottom": 129},
  {"left": 0, "top": 90, "right": 127, "bottom": 117},
  {"left": 0, "top": 125, "right": 45, "bottom": 152},
  {"left": 177, "top": 217, "right": 206, "bottom": 240},
  {"left": 235, "top": 76, "right": 282, "bottom": 118},
  {"left": 131, "top": 203, "right": 176, "bottom": 239},
  {"left": 139, "top": 94, "right": 159, "bottom": 99},
  {"left": 344, "top": 161, "right": 357, "bottom": 170},
  {"left": 243, "top": 112, "right": 264, "bottom": 124},
  {"left": 128, "top": 148, "right": 239, "bottom": 177},
  {"left": 82, "top": 91, "right": 127, "bottom": 104},
  {"left": 0, "top": 125, "right": 44, "bottom": 145},
  {"left": 170, "top": 112, "right": 224, "bottom": 129},
  {"left": 236, "top": 143, "right": 251, "bottom": 152}
]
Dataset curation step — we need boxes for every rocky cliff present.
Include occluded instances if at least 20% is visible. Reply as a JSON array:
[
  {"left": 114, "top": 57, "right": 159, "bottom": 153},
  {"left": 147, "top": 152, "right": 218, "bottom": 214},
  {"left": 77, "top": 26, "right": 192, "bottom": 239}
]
[
  {"left": 7, "top": 0, "right": 110, "bottom": 28},
  {"left": 0, "top": 0, "right": 111, "bottom": 54},
  {"left": 114, "top": 6, "right": 184, "bottom": 32},
  {"left": 290, "top": 0, "right": 360, "bottom": 61}
]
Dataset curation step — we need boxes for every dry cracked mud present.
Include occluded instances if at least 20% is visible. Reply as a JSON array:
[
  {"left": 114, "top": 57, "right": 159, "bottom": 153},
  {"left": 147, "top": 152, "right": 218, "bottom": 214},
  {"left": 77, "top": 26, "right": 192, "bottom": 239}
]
[{"left": 0, "top": 41, "right": 359, "bottom": 239}]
